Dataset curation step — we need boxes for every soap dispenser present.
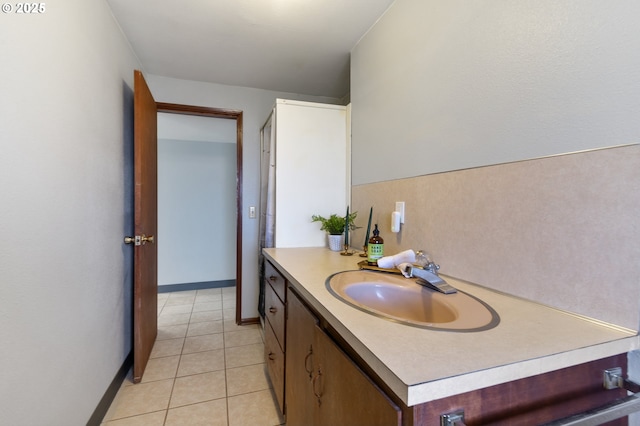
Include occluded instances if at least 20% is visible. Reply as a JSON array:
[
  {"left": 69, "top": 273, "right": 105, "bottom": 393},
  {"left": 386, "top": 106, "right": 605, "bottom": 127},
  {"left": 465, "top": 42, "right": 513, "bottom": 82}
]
[{"left": 367, "top": 224, "right": 384, "bottom": 265}]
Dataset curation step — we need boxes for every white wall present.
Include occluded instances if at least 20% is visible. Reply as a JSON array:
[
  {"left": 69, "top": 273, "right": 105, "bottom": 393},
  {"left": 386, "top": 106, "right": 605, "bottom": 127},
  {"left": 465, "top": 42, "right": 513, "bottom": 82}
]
[
  {"left": 158, "top": 137, "right": 236, "bottom": 285},
  {"left": 351, "top": 0, "right": 640, "bottom": 185},
  {"left": 146, "top": 75, "right": 343, "bottom": 319},
  {"left": 0, "top": 1, "right": 141, "bottom": 424}
]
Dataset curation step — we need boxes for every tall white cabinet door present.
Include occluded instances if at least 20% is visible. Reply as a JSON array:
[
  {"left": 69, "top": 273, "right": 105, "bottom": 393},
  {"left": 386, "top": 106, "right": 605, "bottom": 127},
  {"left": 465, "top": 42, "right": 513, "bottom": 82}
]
[{"left": 274, "top": 99, "right": 348, "bottom": 248}]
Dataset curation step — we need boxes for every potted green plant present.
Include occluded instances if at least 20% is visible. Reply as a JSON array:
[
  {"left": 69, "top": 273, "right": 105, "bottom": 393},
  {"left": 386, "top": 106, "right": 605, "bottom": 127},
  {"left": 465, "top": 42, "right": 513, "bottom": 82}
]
[{"left": 312, "top": 212, "right": 358, "bottom": 251}]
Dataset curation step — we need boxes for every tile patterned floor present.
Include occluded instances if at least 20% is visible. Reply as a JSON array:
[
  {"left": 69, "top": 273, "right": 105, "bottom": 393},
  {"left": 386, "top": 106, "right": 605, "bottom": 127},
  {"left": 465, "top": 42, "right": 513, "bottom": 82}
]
[{"left": 102, "top": 288, "right": 284, "bottom": 426}]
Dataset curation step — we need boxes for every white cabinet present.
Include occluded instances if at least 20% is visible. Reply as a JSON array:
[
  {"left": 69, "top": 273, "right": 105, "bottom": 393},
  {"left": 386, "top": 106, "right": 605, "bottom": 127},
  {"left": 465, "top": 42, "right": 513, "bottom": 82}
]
[{"left": 260, "top": 99, "right": 349, "bottom": 248}]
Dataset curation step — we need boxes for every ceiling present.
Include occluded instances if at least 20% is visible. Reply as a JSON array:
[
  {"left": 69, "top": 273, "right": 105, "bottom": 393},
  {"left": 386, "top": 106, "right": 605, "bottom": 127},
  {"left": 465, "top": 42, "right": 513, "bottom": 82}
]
[{"left": 107, "top": 0, "right": 395, "bottom": 99}]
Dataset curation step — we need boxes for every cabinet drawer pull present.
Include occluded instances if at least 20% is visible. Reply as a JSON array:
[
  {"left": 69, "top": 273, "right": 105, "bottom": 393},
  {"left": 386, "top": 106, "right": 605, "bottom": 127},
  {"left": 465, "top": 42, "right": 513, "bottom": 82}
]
[
  {"left": 304, "top": 346, "right": 313, "bottom": 379},
  {"left": 312, "top": 367, "right": 323, "bottom": 406},
  {"left": 269, "top": 306, "right": 278, "bottom": 314},
  {"left": 268, "top": 352, "right": 276, "bottom": 361}
]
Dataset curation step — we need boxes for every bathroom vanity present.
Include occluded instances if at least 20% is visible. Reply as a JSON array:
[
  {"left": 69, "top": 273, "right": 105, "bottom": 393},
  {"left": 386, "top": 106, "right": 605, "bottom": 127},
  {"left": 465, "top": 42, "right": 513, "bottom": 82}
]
[{"left": 262, "top": 247, "right": 639, "bottom": 425}]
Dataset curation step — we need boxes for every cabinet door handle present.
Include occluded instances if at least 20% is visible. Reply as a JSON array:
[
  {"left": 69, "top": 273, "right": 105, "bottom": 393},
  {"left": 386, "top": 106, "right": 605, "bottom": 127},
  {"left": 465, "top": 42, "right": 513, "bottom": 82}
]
[
  {"left": 269, "top": 306, "right": 277, "bottom": 314},
  {"left": 312, "top": 366, "right": 323, "bottom": 406},
  {"left": 304, "top": 346, "right": 313, "bottom": 379},
  {"left": 269, "top": 275, "right": 278, "bottom": 281},
  {"left": 268, "top": 352, "right": 276, "bottom": 361}
]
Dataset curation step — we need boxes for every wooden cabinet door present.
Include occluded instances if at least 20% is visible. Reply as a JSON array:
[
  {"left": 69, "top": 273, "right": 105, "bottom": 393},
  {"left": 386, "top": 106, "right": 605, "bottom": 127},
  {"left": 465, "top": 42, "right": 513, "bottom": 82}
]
[
  {"left": 285, "top": 290, "right": 318, "bottom": 426},
  {"left": 314, "top": 325, "right": 402, "bottom": 426}
]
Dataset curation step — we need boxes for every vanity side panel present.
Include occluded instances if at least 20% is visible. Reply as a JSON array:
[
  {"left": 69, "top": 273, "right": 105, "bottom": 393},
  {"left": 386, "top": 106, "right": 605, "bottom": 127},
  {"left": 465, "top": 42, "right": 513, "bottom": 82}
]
[{"left": 412, "top": 353, "right": 628, "bottom": 425}]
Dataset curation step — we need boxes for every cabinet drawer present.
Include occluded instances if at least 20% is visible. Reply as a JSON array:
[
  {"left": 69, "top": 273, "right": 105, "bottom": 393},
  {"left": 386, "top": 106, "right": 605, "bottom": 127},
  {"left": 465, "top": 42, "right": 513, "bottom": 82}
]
[
  {"left": 265, "top": 281, "right": 285, "bottom": 351},
  {"left": 265, "top": 320, "right": 285, "bottom": 414},
  {"left": 264, "top": 261, "right": 286, "bottom": 302}
]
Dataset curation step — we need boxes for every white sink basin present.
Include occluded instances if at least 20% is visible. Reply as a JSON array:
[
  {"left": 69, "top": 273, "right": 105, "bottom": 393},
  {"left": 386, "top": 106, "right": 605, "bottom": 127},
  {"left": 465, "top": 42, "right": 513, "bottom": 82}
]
[{"left": 327, "top": 270, "right": 499, "bottom": 331}]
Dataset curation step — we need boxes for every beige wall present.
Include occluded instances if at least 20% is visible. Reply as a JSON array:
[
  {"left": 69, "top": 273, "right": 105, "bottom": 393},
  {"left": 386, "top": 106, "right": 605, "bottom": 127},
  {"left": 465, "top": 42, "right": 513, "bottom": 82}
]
[{"left": 352, "top": 144, "right": 640, "bottom": 331}]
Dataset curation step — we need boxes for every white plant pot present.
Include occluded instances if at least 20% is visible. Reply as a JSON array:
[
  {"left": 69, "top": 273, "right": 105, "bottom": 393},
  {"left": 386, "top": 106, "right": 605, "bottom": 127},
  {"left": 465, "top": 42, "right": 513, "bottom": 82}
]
[{"left": 327, "top": 234, "right": 344, "bottom": 251}]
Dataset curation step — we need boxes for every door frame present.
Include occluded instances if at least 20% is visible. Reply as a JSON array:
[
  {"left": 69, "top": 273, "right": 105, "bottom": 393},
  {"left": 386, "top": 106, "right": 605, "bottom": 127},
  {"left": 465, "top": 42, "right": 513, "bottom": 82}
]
[{"left": 156, "top": 102, "right": 245, "bottom": 324}]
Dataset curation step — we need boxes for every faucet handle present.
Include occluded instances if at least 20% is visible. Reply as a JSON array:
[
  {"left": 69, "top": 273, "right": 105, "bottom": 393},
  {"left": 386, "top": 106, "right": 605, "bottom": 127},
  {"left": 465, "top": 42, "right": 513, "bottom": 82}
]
[
  {"left": 415, "top": 250, "right": 440, "bottom": 274},
  {"left": 426, "top": 262, "right": 440, "bottom": 274},
  {"left": 414, "top": 250, "right": 430, "bottom": 266}
]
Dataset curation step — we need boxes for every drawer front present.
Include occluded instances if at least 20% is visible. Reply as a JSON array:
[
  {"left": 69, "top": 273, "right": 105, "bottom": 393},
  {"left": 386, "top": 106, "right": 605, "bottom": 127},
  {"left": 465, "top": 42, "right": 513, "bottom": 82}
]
[
  {"left": 265, "top": 320, "right": 285, "bottom": 414},
  {"left": 264, "top": 261, "right": 286, "bottom": 302},
  {"left": 265, "top": 281, "right": 285, "bottom": 351}
]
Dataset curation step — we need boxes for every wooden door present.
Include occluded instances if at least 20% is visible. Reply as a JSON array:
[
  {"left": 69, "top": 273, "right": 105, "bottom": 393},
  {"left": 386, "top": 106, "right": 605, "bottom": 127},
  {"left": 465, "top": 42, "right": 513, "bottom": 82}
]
[{"left": 132, "top": 70, "right": 158, "bottom": 383}]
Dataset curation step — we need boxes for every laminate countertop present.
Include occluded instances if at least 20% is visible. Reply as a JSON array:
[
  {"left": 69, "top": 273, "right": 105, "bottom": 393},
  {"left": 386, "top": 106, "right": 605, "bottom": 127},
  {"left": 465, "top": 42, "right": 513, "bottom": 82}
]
[{"left": 263, "top": 247, "right": 639, "bottom": 406}]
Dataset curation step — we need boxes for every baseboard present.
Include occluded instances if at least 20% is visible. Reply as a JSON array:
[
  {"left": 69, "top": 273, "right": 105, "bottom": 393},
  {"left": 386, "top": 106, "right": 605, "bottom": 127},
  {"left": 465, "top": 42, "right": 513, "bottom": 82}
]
[
  {"left": 239, "top": 316, "right": 260, "bottom": 326},
  {"left": 87, "top": 351, "right": 133, "bottom": 426},
  {"left": 158, "top": 279, "right": 236, "bottom": 293}
]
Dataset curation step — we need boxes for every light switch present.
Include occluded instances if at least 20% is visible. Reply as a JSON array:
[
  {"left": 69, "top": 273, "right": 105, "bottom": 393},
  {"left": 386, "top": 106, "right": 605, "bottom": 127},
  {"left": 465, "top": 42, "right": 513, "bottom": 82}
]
[{"left": 249, "top": 206, "right": 256, "bottom": 219}]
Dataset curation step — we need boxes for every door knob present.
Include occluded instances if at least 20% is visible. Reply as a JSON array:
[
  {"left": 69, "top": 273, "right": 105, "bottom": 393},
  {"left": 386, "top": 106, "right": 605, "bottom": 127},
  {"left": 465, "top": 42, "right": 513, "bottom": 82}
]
[{"left": 124, "top": 235, "right": 155, "bottom": 246}]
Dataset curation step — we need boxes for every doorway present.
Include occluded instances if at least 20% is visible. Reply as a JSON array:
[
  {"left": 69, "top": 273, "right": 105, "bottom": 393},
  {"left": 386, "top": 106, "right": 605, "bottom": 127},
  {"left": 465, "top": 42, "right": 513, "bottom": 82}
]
[{"left": 156, "top": 102, "right": 244, "bottom": 324}]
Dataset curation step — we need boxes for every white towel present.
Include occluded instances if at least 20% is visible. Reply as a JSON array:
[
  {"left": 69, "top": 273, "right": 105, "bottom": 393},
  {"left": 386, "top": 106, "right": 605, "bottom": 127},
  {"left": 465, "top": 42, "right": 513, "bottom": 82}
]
[
  {"left": 376, "top": 249, "right": 416, "bottom": 269},
  {"left": 397, "top": 262, "right": 413, "bottom": 278}
]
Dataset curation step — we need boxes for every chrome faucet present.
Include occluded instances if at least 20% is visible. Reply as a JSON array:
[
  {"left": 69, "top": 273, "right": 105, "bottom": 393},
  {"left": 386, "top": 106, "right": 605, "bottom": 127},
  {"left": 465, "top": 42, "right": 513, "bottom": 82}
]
[{"left": 404, "top": 261, "right": 457, "bottom": 294}]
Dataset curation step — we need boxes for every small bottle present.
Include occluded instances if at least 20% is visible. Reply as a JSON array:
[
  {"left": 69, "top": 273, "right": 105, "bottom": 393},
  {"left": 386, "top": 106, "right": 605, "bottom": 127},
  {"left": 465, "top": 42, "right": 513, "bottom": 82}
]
[{"left": 367, "top": 224, "right": 384, "bottom": 265}]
